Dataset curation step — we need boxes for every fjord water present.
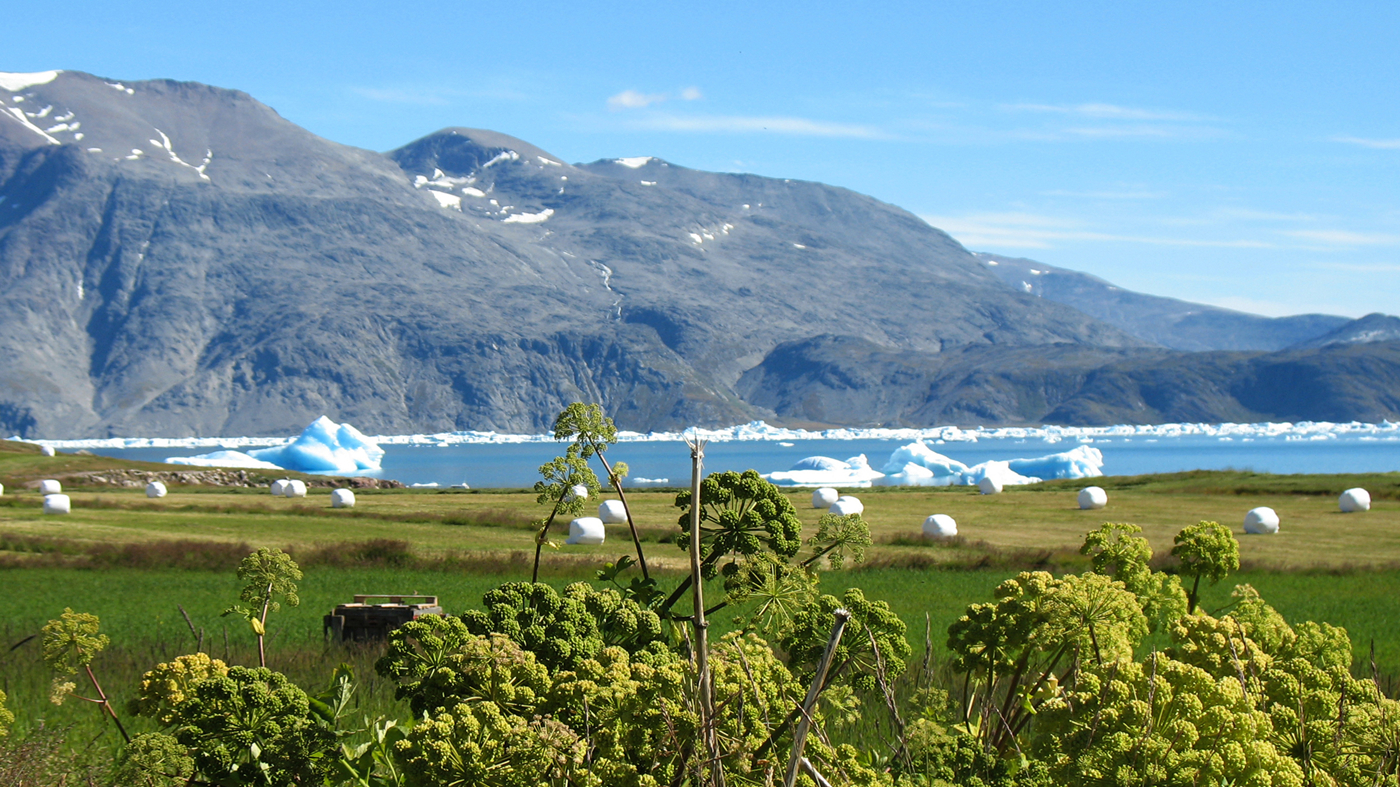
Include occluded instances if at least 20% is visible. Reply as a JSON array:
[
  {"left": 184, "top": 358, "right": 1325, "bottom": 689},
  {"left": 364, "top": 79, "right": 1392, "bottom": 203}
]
[{"left": 93, "top": 432, "right": 1399, "bottom": 488}]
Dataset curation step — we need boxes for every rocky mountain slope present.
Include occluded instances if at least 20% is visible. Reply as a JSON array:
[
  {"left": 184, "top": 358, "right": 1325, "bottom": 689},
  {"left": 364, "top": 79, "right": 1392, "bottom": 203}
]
[
  {"left": 974, "top": 253, "right": 1351, "bottom": 351},
  {"left": 1, "top": 69, "right": 1394, "bottom": 437}
]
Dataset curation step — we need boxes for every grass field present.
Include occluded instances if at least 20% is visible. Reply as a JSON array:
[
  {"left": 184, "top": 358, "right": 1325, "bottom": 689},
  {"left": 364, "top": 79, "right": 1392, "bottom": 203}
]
[{"left": 2, "top": 438, "right": 1399, "bottom": 749}]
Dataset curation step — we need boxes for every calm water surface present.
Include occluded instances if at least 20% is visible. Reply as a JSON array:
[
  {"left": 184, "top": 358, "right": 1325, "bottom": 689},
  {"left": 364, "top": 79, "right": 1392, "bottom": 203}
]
[{"left": 94, "top": 434, "right": 1399, "bottom": 488}]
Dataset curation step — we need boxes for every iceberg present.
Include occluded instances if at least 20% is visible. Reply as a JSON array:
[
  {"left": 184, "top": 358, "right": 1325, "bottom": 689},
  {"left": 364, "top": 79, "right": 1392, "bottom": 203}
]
[
  {"left": 880, "top": 441, "right": 969, "bottom": 484},
  {"left": 962, "top": 461, "right": 1040, "bottom": 488},
  {"left": 764, "top": 455, "right": 885, "bottom": 487},
  {"left": 166, "top": 450, "right": 284, "bottom": 470},
  {"left": 1006, "top": 445, "right": 1103, "bottom": 481},
  {"left": 246, "top": 417, "right": 385, "bottom": 474}
]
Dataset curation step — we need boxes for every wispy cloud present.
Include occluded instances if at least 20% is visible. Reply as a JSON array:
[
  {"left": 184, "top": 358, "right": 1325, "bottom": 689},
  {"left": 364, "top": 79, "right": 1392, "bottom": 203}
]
[
  {"left": 630, "top": 113, "right": 891, "bottom": 139},
  {"left": 1005, "top": 102, "right": 1209, "bottom": 122},
  {"left": 1281, "top": 229, "right": 1400, "bottom": 247},
  {"left": 351, "top": 87, "right": 452, "bottom": 105},
  {"left": 1332, "top": 135, "right": 1400, "bottom": 150},
  {"left": 1042, "top": 189, "right": 1168, "bottom": 200},
  {"left": 607, "top": 87, "right": 703, "bottom": 111},
  {"left": 351, "top": 84, "right": 530, "bottom": 105},
  {"left": 921, "top": 211, "right": 1274, "bottom": 250}
]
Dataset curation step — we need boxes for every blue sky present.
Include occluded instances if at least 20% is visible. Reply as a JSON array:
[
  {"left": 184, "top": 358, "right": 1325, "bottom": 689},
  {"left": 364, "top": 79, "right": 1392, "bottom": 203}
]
[{"left": 7, "top": 1, "right": 1398, "bottom": 317}]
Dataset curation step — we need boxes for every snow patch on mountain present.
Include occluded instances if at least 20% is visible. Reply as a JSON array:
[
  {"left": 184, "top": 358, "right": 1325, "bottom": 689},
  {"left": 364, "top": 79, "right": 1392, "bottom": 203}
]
[
  {"left": 0, "top": 71, "right": 61, "bottom": 91},
  {"left": 502, "top": 207, "right": 553, "bottom": 224},
  {"left": 615, "top": 156, "right": 653, "bottom": 168}
]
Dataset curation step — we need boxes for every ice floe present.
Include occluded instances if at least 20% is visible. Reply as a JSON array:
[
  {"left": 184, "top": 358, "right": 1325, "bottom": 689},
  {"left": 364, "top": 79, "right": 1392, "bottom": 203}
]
[
  {"left": 765, "top": 442, "right": 1102, "bottom": 488},
  {"left": 167, "top": 450, "right": 283, "bottom": 470},
  {"left": 29, "top": 419, "right": 1400, "bottom": 453},
  {"left": 765, "top": 455, "right": 884, "bottom": 487}
]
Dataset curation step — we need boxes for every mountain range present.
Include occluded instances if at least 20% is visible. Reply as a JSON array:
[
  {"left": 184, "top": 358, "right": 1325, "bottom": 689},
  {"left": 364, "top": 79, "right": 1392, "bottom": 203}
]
[{"left": 1, "top": 69, "right": 1396, "bottom": 437}]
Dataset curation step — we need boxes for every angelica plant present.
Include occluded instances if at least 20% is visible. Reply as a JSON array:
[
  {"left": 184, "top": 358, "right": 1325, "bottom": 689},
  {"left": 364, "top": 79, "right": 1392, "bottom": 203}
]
[
  {"left": 42, "top": 608, "right": 129, "bottom": 742},
  {"left": 222, "top": 547, "right": 302, "bottom": 667},
  {"left": 1171, "top": 520, "right": 1240, "bottom": 613}
]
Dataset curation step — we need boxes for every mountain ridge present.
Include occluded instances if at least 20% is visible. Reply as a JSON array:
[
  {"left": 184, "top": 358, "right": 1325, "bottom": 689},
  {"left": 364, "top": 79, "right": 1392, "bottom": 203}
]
[{"left": 1, "top": 70, "right": 1395, "bottom": 437}]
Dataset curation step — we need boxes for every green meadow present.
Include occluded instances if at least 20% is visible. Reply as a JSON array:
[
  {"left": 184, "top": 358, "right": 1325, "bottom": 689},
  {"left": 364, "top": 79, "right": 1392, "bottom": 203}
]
[{"left": 2, "top": 437, "right": 1398, "bottom": 745}]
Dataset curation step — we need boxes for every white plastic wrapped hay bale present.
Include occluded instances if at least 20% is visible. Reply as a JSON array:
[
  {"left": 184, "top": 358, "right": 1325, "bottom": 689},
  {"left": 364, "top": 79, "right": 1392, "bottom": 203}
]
[
  {"left": 1078, "top": 486, "right": 1108, "bottom": 510},
  {"left": 923, "top": 514, "right": 957, "bottom": 538},
  {"left": 270, "top": 479, "right": 290, "bottom": 496},
  {"left": 331, "top": 489, "right": 355, "bottom": 508},
  {"left": 1339, "top": 488, "right": 1371, "bottom": 513},
  {"left": 598, "top": 499, "right": 628, "bottom": 524},
  {"left": 565, "top": 516, "right": 605, "bottom": 545},
  {"left": 39, "top": 479, "right": 61, "bottom": 495},
  {"left": 829, "top": 496, "right": 863, "bottom": 516},
  {"left": 284, "top": 479, "right": 308, "bottom": 498},
  {"left": 1243, "top": 507, "right": 1280, "bottom": 535},
  {"left": 146, "top": 481, "right": 167, "bottom": 498},
  {"left": 40, "top": 445, "right": 56, "bottom": 456},
  {"left": 0, "top": 482, "right": 4, "bottom": 496},
  {"left": 43, "top": 494, "right": 70, "bottom": 514},
  {"left": 566, "top": 484, "right": 590, "bottom": 502},
  {"left": 812, "top": 487, "right": 840, "bottom": 509},
  {"left": 978, "top": 476, "right": 1003, "bottom": 495}
]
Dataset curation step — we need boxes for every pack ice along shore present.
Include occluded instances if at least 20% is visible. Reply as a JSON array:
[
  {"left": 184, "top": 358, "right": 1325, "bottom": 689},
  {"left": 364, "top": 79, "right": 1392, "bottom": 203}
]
[{"left": 2, "top": 69, "right": 1398, "bottom": 439}]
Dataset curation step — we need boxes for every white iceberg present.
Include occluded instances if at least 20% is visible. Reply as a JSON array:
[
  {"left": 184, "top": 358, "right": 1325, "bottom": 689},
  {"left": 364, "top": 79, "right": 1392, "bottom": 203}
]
[
  {"left": 764, "top": 455, "right": 885, "bottom": 487},
  {"left": 880, "top": 442, "right": 968, "bottom": 484},
  {"left": 874, "top": 462, "right": 938, "bottom": 487},
  {"left": 964, "top": 461, "right": 1039, "bottom": 489},
  {"left": 243, "top": 417, "right": 385, "bottom": 474},
  {"left": 1007, "top": 445, "right": 1104, "bottom": 481},
  {"left": 166, "top": 450, "right": 283, "bottom": 470}
]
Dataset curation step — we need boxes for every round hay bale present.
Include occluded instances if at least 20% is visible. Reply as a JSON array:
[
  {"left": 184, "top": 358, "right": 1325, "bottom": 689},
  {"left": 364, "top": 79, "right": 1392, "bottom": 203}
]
[
  {"left": 1078, "top": 486, "right": 1108, "bottom": 510},
  {"left": 566, "top": 516, "right": 605, "bottom": 545},
  {"left": 567, "top": 484, "right": 590, "bottom": 502},
  {"left": 812, "top": 487, "right": 840, "bottom": 509},
  {"left": 978, "top": 476, "right": 1003, "bottom": 495},
  {"left": 0, "top": 482, "right": 5, "bottom": 497},
  {"left": 598, "top": 499, "right": 628, "bottom": 524},
  {"left": 1243, "top": 507, "right": 1280, "bottom": 535},
  {"left": 43, "top": 494, "right": 70, "bottom": 515},
  {"left": 284, "top": 480, "right": 308, "bottom": 498},
  {"left": 1339, "top": 488, "right": 1371, "bottom": 513},
  {"left": 38, "top": 479, "right": 61, "bottom": 495},
  {"left": 829, "top": 496, "right": 863, "bottom": 517},
  {"left": 923, "top": 514, "right": 957, "bottom": 538},
  {"left": 270, "top": 479, "right": 290, "bottom": 496},
  {"left": 331, "top": 489, "right": 355, "bottom": 508},
  {"left": 40, "top": 445, "right": 56, "bottom": 457},
  {"left": 146, "top": 481, "right": 167, "bottom": 499}
]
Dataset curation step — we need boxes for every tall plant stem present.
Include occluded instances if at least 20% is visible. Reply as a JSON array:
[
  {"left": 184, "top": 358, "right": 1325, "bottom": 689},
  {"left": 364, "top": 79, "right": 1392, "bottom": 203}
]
[
  {"left": 83, "top": 662, "right": 130, "bottom": 743},
  {"left": 784, "top": 608, "right": 851, "bottom": 787},
  {"left": 591, "top": 444, "right": 650, "bottom": 581},
  {"left": 685, "top": 432, "right": 718, "bottom": 786},
  {"left": 258, "top": 580, "right": 273, "bottom": 668},
  {"left": 531, "top": 489, "right": 569, "bottom": 583}
]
